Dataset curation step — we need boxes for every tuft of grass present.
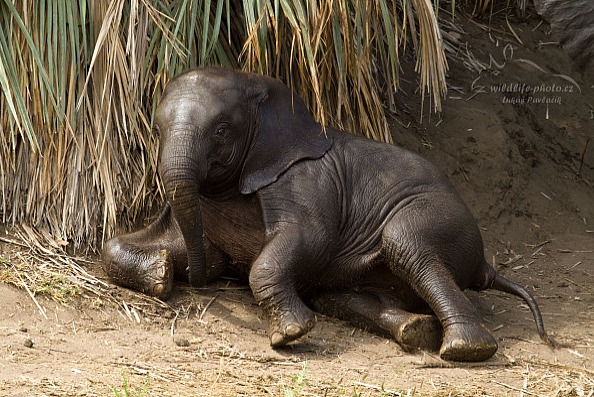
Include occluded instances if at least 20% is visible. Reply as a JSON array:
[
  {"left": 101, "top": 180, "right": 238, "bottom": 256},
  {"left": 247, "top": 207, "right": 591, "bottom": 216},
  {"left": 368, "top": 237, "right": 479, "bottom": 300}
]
[
  {"left": 283, "top": 362, "right": 309, "bottom": 397},
  {"left": 282, "top": 362, "right": 412, "bottom": 397},
  {"left": 109, "top": 372, "right": 150, "bottom": 397},
  {"left": 0, "top": 226, "right": 97, "bottom": 305},
  {"left": 0, "top": 255, "right": 82, "bottom": 304}
]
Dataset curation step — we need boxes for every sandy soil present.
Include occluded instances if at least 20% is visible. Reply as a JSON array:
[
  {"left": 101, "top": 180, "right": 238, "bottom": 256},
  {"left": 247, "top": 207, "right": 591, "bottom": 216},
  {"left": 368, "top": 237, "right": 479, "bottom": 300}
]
[{"left": 1, "top": 7, "right": 594, "bottom": 396}]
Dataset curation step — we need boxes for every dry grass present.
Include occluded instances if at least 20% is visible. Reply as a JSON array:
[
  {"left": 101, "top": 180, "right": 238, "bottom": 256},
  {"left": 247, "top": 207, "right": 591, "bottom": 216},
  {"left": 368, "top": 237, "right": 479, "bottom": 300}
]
[
  {"left": 0, "top": 0, "right": 448, "bottom": 247},
  {"left": 466, "top": 0, "right": 527, "bottom": 18},
  {"left": 0, "top": 225, "right": 170, "bottom": 319}
]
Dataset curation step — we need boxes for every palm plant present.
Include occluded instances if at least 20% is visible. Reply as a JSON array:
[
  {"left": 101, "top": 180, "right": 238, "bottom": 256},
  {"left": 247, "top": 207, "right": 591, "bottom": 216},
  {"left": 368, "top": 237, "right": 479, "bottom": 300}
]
[{"left": 0, "top": 0, "right": 447, "bottom": 246}]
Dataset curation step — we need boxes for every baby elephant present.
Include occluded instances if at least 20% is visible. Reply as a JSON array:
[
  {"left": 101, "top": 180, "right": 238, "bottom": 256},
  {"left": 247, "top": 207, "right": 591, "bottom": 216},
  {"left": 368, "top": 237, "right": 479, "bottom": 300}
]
[{"left": 103, "top": 67, "right": 551, "bottom": 361}]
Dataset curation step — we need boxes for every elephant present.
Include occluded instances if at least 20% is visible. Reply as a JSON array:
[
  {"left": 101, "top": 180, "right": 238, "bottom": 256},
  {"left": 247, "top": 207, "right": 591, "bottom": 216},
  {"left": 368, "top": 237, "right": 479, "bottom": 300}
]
[{"left": 103, "top": 67, "right": 552, "bottom": 362}]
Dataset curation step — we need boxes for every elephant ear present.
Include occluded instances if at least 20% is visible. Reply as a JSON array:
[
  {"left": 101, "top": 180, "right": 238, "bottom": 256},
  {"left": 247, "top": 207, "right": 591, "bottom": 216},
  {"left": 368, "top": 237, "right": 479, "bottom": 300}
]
[{"left": 239, "top": 75, "right": 333, "bottom": 195}]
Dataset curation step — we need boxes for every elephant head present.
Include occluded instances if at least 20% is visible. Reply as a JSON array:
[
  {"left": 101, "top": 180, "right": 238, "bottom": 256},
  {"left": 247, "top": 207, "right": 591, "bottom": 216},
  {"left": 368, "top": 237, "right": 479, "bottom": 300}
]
[{"left": 154, "top": 67, "right": 333, "bottom": 287}]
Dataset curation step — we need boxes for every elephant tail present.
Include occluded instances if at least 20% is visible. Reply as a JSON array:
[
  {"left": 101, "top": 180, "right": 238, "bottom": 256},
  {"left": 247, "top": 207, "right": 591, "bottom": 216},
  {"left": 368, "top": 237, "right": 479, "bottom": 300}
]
[{"left": 473, "top": 261, "right": 555, "bottom": 347}]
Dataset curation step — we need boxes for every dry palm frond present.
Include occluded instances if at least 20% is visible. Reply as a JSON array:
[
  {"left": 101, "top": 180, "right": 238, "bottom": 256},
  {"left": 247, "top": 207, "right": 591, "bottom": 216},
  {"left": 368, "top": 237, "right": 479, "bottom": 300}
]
[
  {"left": 466, "top": 0, "right": 527, "bottom": 19},
  {"left": 241, "top": 0, "right": 448, "bottom": 139},
  {"left": 412, "top": 0, "right": 448, "bottom": 116},
  {"left": 1, "top": 0, "right": 447, "bottom": 247}
]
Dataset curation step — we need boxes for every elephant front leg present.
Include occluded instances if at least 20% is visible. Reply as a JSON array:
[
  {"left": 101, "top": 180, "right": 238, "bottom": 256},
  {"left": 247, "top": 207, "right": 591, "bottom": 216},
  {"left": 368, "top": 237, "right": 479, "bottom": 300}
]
[{"left": 249, "top": 233, "right": 316, "bottom": 347}]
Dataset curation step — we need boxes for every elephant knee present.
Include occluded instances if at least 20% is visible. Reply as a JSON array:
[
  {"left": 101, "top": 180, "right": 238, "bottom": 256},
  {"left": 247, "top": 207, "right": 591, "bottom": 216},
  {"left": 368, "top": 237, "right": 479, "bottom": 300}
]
[
  {"left": 381, "top": 234, "right": 423, "bottom": 278},
  {"left": 249, "top": 259, "right": 283, "bottom": 300},
  {"left": 102, "top": 236, "right": 132, "bottom": 274},
  {"left": 105, "top": 233, "right": 138, "bottom": 257},
  {"left": 102, "top": 237, "right": 124, "bottom": 266}
]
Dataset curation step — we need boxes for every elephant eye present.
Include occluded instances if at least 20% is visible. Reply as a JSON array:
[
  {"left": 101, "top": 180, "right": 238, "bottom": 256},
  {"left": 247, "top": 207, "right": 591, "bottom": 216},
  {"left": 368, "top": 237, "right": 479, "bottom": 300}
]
[{"left": 215, "top": 123, "right": 229, "bottom": 137}]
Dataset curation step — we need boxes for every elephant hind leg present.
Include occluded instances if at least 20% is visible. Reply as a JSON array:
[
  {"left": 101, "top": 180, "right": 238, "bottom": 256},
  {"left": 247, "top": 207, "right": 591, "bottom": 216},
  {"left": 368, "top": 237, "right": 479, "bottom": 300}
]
[
  {"left": 309, "top": 290, "right": 442, "bottom": 353},
  {"left": 381, "top": 226, "right": 497, "bottom": 361}
]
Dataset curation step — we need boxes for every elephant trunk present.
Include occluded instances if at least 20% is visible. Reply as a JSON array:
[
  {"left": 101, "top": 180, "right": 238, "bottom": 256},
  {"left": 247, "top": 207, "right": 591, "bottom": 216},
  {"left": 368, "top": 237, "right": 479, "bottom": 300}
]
[{"left": 159, "top": 130, "right": 207, "bottom": 287}]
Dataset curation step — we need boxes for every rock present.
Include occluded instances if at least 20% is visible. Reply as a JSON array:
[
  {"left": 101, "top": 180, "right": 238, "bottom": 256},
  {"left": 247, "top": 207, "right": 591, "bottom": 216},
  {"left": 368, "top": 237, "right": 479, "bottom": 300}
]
[{"left": 174, "top": 337, "right": 190, "bottom": 347}]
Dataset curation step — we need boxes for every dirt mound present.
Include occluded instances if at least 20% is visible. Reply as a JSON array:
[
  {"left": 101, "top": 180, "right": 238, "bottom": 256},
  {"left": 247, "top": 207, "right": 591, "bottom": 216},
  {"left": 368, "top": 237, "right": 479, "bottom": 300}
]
[{"left": 1, "top": 9, "right": 593, "bottom": 396}]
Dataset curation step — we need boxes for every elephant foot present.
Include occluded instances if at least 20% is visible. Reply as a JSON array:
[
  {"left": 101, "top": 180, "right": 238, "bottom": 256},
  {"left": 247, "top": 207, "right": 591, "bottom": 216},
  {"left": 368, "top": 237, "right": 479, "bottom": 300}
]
[
  {"left": 387, "top": 312, "right": 442, "bottom": 353},
  {"left": 103, "top": 239, "right": 174, "bottom": 300},
  {"left": 264, "top": 303, "right": 316, "bottom": 348},
  {"left": 439, "top": 322, "right": 498, "bottom": 362},
  {"left": 308, "top": 290, "right": 442, "bottom": 353},
  {"left": 139, "top": 250, "right": 174, "bottom": 299}
]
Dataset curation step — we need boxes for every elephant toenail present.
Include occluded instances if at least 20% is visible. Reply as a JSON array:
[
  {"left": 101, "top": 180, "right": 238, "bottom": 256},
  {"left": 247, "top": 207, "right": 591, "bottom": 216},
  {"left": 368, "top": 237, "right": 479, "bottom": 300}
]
[
  {"left": 157, "top": 266, "right": 166, "bottom": 278},
  {"left": 153, "top": 283, "right": 164, "bottom": 296},
  {"left": 285, "top": 323, "right": 302, "bottom": 337},
  {"left": 270, "top": 332, "right": 284, "bottom": 347}
]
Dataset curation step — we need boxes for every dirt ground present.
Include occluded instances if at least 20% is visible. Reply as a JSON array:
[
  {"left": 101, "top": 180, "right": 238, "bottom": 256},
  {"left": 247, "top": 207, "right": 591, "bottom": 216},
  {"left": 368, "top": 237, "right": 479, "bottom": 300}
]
[{"left": 1, "top": 7, "right": 594, "bottom": 397}]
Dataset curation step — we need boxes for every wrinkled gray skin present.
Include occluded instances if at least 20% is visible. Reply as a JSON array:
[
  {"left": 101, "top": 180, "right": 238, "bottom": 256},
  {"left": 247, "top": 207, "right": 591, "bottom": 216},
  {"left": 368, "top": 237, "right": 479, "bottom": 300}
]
[
  {"left": 103, "top": 67, "right": 551, "bottom": 362},
  {"left": 534, "top": 0, "right": 594, "bottom": 70}
]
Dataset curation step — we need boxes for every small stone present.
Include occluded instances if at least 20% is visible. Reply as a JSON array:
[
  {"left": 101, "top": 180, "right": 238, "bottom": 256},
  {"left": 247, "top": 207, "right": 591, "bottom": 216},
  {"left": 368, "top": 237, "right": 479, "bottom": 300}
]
[
  {"left": 19, "top": 327, "right": 28, "bottom": 333},
  {"left": 23, "top": 339, "right": 34, "bottom": 348},
  {"left": 166, "top": 311, "right": 176, "bottom": 320},
  {"left": 174, "top": 337, "right": 190, "bottom": 347}
]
